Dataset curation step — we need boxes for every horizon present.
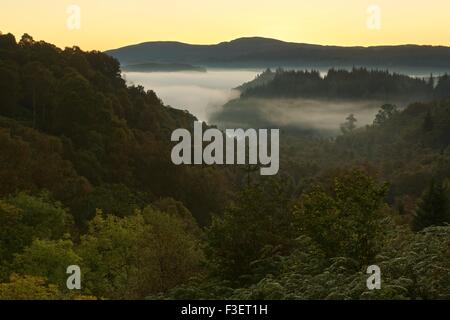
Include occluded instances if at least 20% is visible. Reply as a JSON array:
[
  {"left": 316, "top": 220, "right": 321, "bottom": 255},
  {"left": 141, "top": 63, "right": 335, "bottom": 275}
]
[
  {"left": 108, "top": 36, "right": 450, "bottom": 51},
  {"left": 2, "top": 0, "right": 450, "bottom": 51},
  {"left": 3, "top": 31, "right": 450, "bottom": 53}
]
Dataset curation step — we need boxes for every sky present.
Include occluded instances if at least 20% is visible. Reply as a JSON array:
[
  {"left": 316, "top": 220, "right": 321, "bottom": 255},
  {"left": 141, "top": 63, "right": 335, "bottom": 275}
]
[{"left": 1, "top": 0, "right": 450, "bottom": 51}]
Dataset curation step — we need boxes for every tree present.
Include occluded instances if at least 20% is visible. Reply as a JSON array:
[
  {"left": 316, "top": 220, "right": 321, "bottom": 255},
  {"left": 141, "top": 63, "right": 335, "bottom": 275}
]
[
  {"left": 0, "top": 201, "right": 27, "bottom": 267},
  {"left": 0, "top": 274, "right": 61, "bottom": 300},
  {"left": 0, "top": 193, "right": 72, "bottom": 267},
  {"left": 412, "top": 179, "right": 450, "bottom": 231},
  {"left": 427, "top": 73, "right": 435, "bottom": 92},
  {"left": 0, "top": 273, "right": 96, "bottom": 300},
  {"left": 18, "top": 33, "right": 35, "bottom": 47},
  {"left": 13, "top": 239, "right": 81, "bottom": 290},
  {"left": 434, "top": 74, "right": 450, "bottom": 99},
  {"left": 373, "top": 104, "right": 398, "bottom": 126},
  {"left": 78, "top": 209, "right": 202, "bottom": 299},
  {"left": 206, "top": 179, "right": 295, "bottom": 282},
  {"left": 76, "top": 212, "right": 145, "bottom": 299},
  {"left": 340, "top": 114, "right": 357, "bottom": 134},
  {"left": 6, "top": 193, "right": 72, "bottom": 240},
  {"left": 293, "top": 170, "right": 388, "bottom": 264},
  {"left": 86, "top": 183, "right": 147, "bottom": 218},
  {"left": 21, "top": 62, "right": 55, "bottom": 128},
  {"left": 136, "top": 207, "right": 203, "bottom": 298}
]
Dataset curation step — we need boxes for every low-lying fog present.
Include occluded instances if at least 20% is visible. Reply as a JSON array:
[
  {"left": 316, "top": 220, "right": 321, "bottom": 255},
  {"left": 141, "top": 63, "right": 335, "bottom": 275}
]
[
  {"left": 123, "top": 70, "right": 259, "bottom": 121},
  {"left": 210, "top": 98, "right": 385, "bottom": 135},
  {"left": 124, "top": 68, "right": 433, "bottom": 135}
]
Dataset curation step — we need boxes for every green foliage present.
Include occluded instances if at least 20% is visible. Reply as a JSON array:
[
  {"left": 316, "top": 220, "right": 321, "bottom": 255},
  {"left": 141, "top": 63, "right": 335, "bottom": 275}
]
[
  {"left": 137, "top": 207, "right": 204, "bottom": 297},
  {"left": 241, "top": 68, "right": 434, "bottom": 101},
  {"left": 0, "top": 193, "right": 72, "bottom": 267},
  {"left": 412, "top": 179, "right": 450, "bottom": 231},
  {"left": 206, "top": 179, "right": 295, "bottom": 282},
  {"left": 77, "top": 212, "right": 146, "bottom": 299},
  {"left": 371, "top": 225, "right": 450, "bottom": 300},
  {"left": 0, "top": 201, "right": 26, "bottom": 267},
  {"left": 148, "top": 197, "right": 202, "bottom": 238},
  {"left": 0, "top": 274, "right": 96, "bottom": 300},
  {"left": 293, "top": 170, "right": 388, "bottom": 264},
  {"left": 0, "top": 32, "right": 230, "bottom": 227},
  {"left": 78, "top": 209, "right": 203, "bottom": 299},
  {"left": 6, "top": 193, "right": 72, "bottom": 240},
  {"left": 0, "top": 274, "right": 62, "bottom": 300},
  {"left": 86, "top": 183, "right": 148, "bottom": 218},
  {"left": 12, "top": 239, "right": 81, "bottom": 289},
  {"left": 164, "top": 224, "right": 450, "bottom": 300}
]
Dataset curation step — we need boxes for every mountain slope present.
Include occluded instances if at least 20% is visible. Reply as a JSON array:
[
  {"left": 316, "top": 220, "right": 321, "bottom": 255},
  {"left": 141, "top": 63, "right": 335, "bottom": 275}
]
[
  {"left": 105, "top": 37, "right": 450, "bottom": 70},
  {"left": 0, "top": 32, "right": 230, "bottom": 226}
]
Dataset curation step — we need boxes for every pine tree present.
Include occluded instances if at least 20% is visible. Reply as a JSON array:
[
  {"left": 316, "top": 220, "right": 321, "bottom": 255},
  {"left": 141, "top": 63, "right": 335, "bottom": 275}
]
[
  {"left": 412, "top": 179, "right": 450, "bottom": 231},
  {"left": 340, "top": 114, "right": 357, "bottom": 134}
]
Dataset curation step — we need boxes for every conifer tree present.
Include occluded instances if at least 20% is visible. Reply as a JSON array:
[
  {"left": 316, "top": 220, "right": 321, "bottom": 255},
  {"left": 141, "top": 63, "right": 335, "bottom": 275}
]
[{"left": 413, "top": 179, "right": 450, "bottom": 231}]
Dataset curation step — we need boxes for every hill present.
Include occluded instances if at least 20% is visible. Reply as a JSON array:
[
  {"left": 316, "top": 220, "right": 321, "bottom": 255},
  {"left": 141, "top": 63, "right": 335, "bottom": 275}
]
[
  {"left": 0, "top": 32, "right": 230, "bottom": 227},
  {"left": 105, "top": 37, "right": 450, "bottom": 70}
]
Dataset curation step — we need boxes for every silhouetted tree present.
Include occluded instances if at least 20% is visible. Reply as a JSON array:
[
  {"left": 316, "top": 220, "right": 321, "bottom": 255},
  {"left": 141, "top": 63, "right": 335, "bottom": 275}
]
[
  {"left": 373, "top": 104, "right": 398, "bottom": 126},
  {"left": 413, "top": 179, "right": 450, "bottom": 231},
  {"left": 340, "top": 114, "right": 357, "bottom": 134}
]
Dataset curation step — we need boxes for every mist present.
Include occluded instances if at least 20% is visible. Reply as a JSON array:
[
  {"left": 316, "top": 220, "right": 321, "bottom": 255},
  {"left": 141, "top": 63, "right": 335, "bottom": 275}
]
[
  {"left": 123, "top": 69, "right": 259, "bottom": 121},
  {"left": 210, "top": 98, "right": 386, "bottom": 135},
  {"left": 124, "top": 69, "right": 407, "bottom": 136}
]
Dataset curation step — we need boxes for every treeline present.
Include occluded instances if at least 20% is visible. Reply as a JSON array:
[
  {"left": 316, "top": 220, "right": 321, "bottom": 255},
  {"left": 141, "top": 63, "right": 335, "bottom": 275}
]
[{"left": 241, "top": 68, "right": 450, "bottom": 101}]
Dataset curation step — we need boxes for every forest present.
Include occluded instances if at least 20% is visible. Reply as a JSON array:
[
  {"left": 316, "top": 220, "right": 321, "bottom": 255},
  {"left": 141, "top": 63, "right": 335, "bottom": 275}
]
[
  {"left": 0, "top": 32, "right": 450, "bottom": 300},
  {"left": 212, "top": 68, "right": 450, "bottom": 133},
  {"left": 239, "top": 68, "right": 450, "bottom": 101}
]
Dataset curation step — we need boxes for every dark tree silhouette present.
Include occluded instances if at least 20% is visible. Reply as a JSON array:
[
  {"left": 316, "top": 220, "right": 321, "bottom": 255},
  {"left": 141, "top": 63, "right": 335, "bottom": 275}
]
[{"left": 413, "top": 179, "right": 450, "bottom": 231}]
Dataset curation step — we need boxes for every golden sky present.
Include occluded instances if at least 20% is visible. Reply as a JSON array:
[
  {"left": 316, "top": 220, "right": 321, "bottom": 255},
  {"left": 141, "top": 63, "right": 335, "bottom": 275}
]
[{"left": 1, "top": 0, "right": 450, "bottom": 51}]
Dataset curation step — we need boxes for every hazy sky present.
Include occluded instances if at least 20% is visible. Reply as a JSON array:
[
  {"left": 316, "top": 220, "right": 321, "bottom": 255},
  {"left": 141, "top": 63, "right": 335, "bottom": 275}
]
[{"left": 1, "top": 0, "right": 450, "bottom": 51}]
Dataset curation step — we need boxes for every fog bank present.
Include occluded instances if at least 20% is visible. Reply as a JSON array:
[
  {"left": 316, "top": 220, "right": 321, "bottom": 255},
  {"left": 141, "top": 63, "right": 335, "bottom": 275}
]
[
  {"left": 123, "top": 70, "right": 259, "bottom": 121},
  {"left": 210, "top": 98, "right": 386, "bottom": 135}
]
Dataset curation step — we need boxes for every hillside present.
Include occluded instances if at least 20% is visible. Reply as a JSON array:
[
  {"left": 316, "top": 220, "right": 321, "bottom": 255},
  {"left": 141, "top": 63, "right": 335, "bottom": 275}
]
[
  {"left": 0, "top": 32, "right": 230, "bottom": 227},
  {"left": 105, "top": 37, "right": 450, "bottom": 70}
]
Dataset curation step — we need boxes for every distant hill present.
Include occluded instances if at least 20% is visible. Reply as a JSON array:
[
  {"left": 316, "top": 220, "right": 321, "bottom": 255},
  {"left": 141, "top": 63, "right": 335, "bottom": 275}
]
[
  {"left": 122, "top": 62, "right": 206, "bottom": 73},
  {"left": 105, "top": 37, "right": 450, "bottom": 70}
]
